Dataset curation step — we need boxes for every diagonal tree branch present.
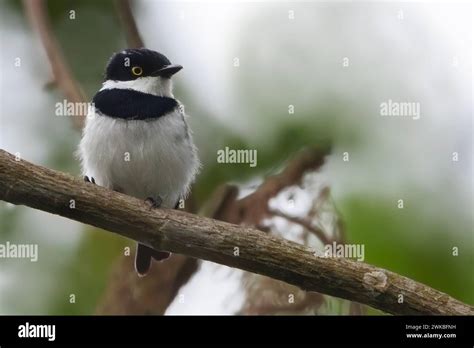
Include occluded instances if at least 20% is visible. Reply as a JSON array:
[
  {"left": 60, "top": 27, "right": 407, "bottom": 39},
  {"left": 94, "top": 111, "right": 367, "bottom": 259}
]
[
  {"left": 23, "top": 0, "right": 87, "bottom": 130},
  {"left": 0, "top": 149, "right": 472, "bottom": 315}
]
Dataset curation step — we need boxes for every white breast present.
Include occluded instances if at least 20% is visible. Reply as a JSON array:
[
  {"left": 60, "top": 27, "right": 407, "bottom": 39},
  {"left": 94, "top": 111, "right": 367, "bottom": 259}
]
[{"left": 77, "top": 110, "right": 200, "bottom": 208}]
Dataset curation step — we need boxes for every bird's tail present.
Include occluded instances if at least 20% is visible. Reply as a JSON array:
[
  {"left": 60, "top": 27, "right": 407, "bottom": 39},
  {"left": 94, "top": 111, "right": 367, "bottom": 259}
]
[{"left": 134, "top": 243, "right": 171, "bottom": 276}]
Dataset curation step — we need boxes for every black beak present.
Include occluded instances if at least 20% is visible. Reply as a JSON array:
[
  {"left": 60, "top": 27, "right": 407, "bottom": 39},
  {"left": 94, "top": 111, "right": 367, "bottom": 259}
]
[{"left": 152, "top": 64, "right": 183, "bottom": 78}]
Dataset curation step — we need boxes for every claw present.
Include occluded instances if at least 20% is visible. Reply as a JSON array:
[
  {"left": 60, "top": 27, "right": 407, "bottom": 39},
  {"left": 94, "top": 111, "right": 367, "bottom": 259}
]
[
  {"left": 145, "top": 196, "right": 162, "bottom": 209},
  {"left": 84, "top": 176, "right": 96, "bottom": 184}
]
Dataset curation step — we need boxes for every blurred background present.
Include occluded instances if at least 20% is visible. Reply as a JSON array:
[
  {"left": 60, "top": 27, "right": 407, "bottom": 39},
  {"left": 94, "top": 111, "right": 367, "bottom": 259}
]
[{"left": 0, "top": 0, "right": 472, "bottom": 315}]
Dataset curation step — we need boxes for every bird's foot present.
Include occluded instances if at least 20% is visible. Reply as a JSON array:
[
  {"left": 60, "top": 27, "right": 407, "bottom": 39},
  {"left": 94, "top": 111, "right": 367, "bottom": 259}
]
[
  {"left": 84, "top": 176, "right": 96, "bottom": 184},
  {"left": 145, "top": 196, "right": 163, "bottom": 209}
]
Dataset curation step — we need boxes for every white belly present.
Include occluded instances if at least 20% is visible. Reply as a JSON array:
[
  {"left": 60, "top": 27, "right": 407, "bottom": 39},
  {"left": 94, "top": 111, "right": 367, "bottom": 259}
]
[{"left": 77, "top": 111, "right": 200, "bottom": 208}]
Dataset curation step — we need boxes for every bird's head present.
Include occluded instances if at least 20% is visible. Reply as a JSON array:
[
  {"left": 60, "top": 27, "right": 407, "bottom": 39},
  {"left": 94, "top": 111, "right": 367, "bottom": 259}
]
[{"left": 102, "top": 48, "right": 182, "bottom": 97}]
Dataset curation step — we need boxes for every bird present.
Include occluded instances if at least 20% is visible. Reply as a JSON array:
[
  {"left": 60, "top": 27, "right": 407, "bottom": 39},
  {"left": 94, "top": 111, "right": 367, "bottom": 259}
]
[{"left": 77, "top": 48, "right": 200, "bottom": 276}]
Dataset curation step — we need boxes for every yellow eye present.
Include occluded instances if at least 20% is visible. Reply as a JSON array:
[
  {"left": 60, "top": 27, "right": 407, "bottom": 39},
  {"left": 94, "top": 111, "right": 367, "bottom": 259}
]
[{"left": 131, "top": 66, "right": 143, "bottom": 76}]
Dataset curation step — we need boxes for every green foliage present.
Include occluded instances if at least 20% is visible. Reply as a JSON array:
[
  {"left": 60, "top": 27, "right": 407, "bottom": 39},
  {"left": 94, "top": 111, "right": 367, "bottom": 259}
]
[{"left": 340, "top": 195, "right": 474, "bottom": 305}]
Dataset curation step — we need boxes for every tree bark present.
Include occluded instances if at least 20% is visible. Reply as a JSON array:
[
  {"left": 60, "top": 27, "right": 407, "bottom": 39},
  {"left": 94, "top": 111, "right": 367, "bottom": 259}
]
[{"left": 0, "top": 149, "right": 472, "bottom": 315}]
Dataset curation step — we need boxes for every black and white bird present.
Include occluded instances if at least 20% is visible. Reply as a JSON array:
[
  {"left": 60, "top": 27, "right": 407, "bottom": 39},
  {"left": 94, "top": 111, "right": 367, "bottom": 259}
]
[{"left": 78, "top": 48, "right": 200, "bottom": 276}]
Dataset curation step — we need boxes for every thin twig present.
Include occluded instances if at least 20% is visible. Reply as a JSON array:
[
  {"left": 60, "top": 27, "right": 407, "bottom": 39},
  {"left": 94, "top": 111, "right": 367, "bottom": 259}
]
[{"left": 270, "top": 209, "right": 332, "bottom": 245}]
